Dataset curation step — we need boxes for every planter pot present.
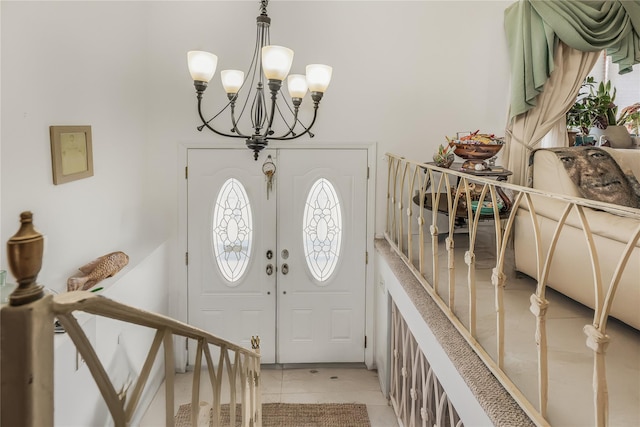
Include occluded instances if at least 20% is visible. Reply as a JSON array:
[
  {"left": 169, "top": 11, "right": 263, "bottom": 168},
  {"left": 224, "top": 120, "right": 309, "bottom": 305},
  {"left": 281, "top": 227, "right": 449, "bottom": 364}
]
[
  {"left": 567, "top": 130, "right": 579, "bottom": 146},
  {"left": 589, "top": 125, "right": 632, "bottom": 149},
  {"left": 575, "top": 135, "right": 596, "bottom": 146},
  {"left": 433, "top": 153, "right": 454, "bottom": 168}
]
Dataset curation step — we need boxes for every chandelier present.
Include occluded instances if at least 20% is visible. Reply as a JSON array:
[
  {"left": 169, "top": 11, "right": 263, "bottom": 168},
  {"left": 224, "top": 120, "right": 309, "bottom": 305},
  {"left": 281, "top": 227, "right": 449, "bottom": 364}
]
[{"left": 187, "top": 0, "right": 333, "bottom": 160}]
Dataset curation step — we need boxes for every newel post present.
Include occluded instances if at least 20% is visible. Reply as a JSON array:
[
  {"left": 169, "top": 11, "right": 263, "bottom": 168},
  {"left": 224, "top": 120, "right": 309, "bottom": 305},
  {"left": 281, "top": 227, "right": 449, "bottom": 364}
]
[{"left": 1, "top": 211, "right": 54, "bottom": 427}]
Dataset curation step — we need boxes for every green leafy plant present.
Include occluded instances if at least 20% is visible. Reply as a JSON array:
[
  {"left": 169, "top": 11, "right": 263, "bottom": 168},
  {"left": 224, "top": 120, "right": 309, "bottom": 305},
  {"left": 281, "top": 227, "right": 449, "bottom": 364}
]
[
  {"left": 594, "top": 80, "right": 617, "bottom": 128},
  {"left": 617, "top": 103, "right": 640, "bottom": 135},
  {"left": 566, "top": 77, "right": 618, "bottom": 135}
]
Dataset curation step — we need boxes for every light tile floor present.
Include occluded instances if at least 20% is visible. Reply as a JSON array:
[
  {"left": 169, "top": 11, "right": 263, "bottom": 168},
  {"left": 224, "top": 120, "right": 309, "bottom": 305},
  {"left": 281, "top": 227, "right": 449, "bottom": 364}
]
[{"left": 140, "top": 365, "right": 398, "bottom": 426}]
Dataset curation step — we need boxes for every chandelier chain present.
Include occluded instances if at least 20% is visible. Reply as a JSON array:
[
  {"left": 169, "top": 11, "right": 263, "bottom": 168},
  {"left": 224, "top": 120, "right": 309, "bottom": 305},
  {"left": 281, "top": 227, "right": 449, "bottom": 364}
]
[{"left": 260, "top": 0, "right": 269, "bottom": 16}]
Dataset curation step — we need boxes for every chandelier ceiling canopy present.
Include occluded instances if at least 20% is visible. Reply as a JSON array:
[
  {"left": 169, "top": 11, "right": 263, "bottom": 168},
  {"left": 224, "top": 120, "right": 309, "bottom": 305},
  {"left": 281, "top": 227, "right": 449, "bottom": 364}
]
[{"left": 187, "top": 0, "right": 332, "bottom": 160}]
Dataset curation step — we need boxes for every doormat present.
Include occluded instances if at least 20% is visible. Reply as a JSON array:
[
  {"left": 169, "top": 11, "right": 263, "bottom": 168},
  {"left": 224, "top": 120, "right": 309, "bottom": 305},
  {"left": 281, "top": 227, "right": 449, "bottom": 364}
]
[{"left": 174, "top": 402, "right": 371, "bottom": 427}]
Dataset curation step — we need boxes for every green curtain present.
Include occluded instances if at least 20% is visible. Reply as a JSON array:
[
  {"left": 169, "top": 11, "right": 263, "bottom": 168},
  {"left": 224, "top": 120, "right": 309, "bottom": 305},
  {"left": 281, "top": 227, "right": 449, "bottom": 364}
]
[{"left": 505, "top": 0, "right": 640, "bottom": 119}]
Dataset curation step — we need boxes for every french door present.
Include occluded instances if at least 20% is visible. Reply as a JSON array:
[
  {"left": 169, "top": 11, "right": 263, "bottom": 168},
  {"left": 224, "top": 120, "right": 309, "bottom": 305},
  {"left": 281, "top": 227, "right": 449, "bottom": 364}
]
[{"left": 187, "top": 148, "right": 368, "bottom": 364}]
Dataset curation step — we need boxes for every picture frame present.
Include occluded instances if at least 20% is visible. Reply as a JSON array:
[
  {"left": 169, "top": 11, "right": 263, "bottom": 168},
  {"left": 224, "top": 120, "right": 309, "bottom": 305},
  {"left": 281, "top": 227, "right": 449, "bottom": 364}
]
[{"left": 50, "top": 125, "right": 94, "bottom": 185}]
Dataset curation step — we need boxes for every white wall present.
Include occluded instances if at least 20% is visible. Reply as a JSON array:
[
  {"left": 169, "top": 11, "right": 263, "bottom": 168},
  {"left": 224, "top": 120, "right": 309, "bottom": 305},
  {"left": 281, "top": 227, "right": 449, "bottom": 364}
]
[
  {"left": 1, "top": 1, "right": 166, "bottom": 291},
  {"left": 1, "top": 0, "right": 511, "bottom": 294},
  {"left": 1, "top": 2, "right": 172, "bottom": 424}
]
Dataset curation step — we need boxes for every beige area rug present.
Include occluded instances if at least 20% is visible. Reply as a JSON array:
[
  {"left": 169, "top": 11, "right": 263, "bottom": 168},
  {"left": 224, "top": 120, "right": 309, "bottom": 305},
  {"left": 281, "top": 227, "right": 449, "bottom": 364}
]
[{"left": 175, "top": 402, "right": 371, "bottom": 427}]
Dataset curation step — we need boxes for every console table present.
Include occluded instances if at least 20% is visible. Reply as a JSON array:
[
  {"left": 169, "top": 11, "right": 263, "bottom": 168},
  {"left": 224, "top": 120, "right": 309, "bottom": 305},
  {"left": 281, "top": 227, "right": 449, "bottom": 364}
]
[{"left": 413, "top": 163, "right": 513, "bottom": 220}]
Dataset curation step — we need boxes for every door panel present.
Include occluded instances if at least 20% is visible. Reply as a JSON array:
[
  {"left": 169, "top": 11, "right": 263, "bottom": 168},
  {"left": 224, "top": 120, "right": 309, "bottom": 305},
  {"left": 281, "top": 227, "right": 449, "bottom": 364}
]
[
  {"left": 187, "top": 148, "right": 277, "bottom": 363},
  {"left": 276, "top": 149, "right": 368, "bottom": 363},
  {"left": 187, "top": 147, "right": 368, "bottom": 365}
]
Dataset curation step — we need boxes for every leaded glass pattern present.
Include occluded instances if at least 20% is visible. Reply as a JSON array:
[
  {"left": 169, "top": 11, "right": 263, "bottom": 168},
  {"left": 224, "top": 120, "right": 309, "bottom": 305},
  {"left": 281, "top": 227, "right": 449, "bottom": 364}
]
[
  {"left": 303, "top": 178, "right": 342, "bottom": 282},
  {"left": 212, "top": 178, "right": 253, "bottom": 283}
]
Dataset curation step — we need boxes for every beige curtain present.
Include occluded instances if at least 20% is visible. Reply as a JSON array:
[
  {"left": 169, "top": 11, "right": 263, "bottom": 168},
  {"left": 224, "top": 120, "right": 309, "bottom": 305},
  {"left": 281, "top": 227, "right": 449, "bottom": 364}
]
[{"left": 502, "top": 41, "right": 600, "bottom": 185}]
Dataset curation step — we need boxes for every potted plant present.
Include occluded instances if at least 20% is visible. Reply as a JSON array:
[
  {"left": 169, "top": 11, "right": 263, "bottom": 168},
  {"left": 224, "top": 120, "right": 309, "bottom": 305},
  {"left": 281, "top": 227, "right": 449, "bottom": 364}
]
[
  {"left": 588, "top": 80, "right": 633, "bottom": 148},
  {"left": 617, "top": 102, "right": 640, "bottom": 135},
  {"left": 432, "top": 143, "right": 454, "bottom": 168},
  {"left": 567, "top": 78, "right": 632, "bottom": 148},
  {"left": 566, "top": 77, "right": 600, "bottom": 144},
  {"left": 618, "top": 103, "right": 640, "bottom": 148}
]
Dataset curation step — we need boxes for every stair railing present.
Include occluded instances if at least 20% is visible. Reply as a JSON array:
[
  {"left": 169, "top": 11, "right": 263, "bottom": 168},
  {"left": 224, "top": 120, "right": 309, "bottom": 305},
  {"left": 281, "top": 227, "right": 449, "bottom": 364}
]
[
  {"left": 384, "top": 153, "right": 640, "bottom": 427},
  {"left": 1, "top": 290, "right": 262, "bottom": 427}
]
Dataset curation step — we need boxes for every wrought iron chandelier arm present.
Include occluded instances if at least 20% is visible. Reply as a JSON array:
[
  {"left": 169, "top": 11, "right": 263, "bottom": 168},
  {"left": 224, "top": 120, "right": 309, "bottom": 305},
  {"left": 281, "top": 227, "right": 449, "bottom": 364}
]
[
  {"left": 229, "top": 99, "right": 244, "bottom": 136},
  {"left": 277, "top": 108, "right": 299, "bottom": 138},
  {"left": 196, "top": 96, "right": 247, "bottom": 139},
  {"left": 269, "top": 104, "right": 319, "bottom": 141},
  {"left": 271, "top": 90, "right": 302, "bottom": 138}
]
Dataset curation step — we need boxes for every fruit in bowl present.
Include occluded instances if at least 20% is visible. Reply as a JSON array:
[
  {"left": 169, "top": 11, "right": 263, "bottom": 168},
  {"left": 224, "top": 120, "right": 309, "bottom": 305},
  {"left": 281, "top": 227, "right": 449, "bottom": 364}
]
[{"left": 446, "top": 130, "right": 505, "bottom": 170}]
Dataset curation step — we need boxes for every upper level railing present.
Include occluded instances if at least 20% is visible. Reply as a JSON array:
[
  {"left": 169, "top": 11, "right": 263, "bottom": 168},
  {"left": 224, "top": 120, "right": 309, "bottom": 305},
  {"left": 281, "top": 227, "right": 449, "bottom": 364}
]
[
  {"left": 1, "top": 290, "right": 262, "bottom": 427},
  {"left": 384, "top": 153, "right": 640, "bottom": 427}
]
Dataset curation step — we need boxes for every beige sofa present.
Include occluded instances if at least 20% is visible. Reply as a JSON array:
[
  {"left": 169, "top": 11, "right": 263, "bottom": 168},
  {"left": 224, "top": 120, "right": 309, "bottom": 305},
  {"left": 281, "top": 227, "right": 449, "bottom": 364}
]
[{"left": 513, "top": 147, "right": 640, "bottom": 330}]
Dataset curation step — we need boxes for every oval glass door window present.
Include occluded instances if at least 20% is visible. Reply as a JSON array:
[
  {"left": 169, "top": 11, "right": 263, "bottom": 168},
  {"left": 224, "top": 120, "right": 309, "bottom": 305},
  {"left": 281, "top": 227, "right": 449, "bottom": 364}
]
[
  {"left": 212, "top": 178, "right": 253, "bottom": 283},
  {"left": 303, "top": 178, "right": 342, "bottom": 282}
]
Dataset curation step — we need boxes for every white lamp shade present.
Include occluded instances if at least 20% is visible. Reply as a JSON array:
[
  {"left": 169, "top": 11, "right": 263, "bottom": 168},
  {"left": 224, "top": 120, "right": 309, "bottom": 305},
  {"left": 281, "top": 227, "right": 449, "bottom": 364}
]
[
  {"left": 306, "top": 64, "right": 333, "bottom": 92},
  {"left": 287, "top": 74, "right": 308, "bottom": 99},
  {"left": 261, "top": 45, "right": 294, "bottom": 81},
  {"left": 221, "top": 70, "right": 245, "bottom": 94},
  {"left": 188, "top": 51, "right": 218, "bottom": 82}
]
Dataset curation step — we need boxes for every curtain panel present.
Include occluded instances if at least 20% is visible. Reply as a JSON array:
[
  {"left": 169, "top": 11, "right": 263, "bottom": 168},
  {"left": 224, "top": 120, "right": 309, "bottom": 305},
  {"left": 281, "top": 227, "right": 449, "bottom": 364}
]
[
  {"left": 503, "top": 42, "right": 600, "bottom": 185},
  {"left": 505, "top": 0, "right": 640, "bottom": 119}
]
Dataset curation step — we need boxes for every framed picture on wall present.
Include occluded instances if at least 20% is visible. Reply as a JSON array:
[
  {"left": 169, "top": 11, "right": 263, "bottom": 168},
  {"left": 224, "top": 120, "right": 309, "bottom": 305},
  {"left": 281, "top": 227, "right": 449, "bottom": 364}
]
[{"left": 50, "top": 125, "right": 94, "bottom": 185}]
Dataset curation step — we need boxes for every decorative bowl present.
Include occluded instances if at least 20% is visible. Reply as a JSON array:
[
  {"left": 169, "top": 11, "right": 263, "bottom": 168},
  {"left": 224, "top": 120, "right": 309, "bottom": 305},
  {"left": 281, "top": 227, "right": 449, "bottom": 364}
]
[{"left": 451, "top": 142, "right": 504, "bottom": 170}]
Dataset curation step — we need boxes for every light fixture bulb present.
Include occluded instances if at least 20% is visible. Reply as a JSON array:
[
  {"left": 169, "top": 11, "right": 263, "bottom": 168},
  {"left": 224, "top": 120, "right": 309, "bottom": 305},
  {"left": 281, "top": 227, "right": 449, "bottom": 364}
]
[
  {"left": 287, "top": 74, "right": 308, "bottom": 99},
  {"left": 262, "top": 45, "right": 294, "bottom": 81},
  {"left": 188, "top": 51, "right": 218, "bottom": 82},
  {"left": 306, "top": 64, "right": 333, "bottom": 93},
  {"left": 221, "top": 70, "right": 245, "bottom": 94},
  {"left": 188, "top": 2, "right": 333, "bottom": 161}
]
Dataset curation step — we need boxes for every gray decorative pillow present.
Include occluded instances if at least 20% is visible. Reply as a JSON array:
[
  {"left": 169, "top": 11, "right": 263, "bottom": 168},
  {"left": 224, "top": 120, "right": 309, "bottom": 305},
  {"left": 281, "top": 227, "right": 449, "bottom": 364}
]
[{"left": 548, "top": 147, "right": 640, "bottom": 209}]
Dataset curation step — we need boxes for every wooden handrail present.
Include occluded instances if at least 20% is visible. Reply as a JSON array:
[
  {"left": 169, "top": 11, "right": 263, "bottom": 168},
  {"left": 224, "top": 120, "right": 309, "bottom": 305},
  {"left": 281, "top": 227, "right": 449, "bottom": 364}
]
[
  {"left": 52, "top": 291, "right": 258, "bottom": 357},
  {"left": 2, "top": 290, "right": 262, "bottom": 427}
]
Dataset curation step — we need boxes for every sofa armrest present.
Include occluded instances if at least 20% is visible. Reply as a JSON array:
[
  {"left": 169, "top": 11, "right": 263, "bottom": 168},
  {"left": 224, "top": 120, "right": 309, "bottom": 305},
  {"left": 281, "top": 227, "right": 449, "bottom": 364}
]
[
  {"left": 608, "top": 147, "right": 640, "bottom": 179},
  {"left": 531, "top": 150, "right": 581, "bottom": 197}
]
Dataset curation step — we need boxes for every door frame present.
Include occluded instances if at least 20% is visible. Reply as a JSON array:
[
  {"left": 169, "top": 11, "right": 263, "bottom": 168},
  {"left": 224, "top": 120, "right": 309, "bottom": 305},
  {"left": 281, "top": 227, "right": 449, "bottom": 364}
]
[{"left": 175, "top": 141, "right": 377, "bottom": 371}]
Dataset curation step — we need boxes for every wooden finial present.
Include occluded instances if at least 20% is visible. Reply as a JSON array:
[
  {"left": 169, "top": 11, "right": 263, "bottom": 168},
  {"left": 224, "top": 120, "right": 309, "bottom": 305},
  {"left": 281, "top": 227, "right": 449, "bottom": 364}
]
[
  {"left": 251, "top": 336, "right": 261, "bottom": 350},
  {"left": 6, "top": 211, "right": 45, "bottom": 305}
]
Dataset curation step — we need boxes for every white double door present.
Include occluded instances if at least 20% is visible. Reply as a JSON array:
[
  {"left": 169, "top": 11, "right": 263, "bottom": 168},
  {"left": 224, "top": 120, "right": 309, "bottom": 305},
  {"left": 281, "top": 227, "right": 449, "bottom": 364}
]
[{"left": 187, "top": 148, "right": 368, "bottom": 364}]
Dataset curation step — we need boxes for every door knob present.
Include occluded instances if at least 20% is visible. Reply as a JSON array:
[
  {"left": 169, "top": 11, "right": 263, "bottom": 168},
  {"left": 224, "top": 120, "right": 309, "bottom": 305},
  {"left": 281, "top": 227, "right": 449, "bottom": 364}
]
[
  {"left": 266, "top": 250, "right": 273, "bottom": 260},
  {"left": 281, "top": 263, "right": 289, "bottom": 275},
  {"left": 266, "top": 264, "right": 274, "bottom": 276}
]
